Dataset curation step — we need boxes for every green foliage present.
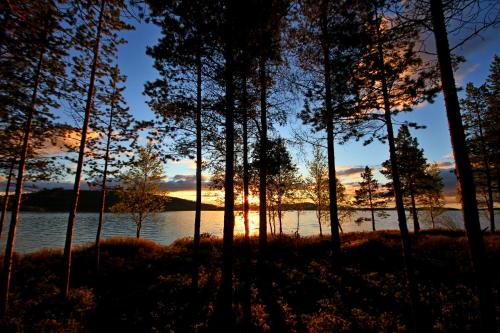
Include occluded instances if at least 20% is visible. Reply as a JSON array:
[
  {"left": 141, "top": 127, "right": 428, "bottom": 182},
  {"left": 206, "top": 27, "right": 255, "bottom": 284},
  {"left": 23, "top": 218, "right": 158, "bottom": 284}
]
[
  {"left": 354, "top": 166, "right": 388, "bottom": 228},
  {"left": 296, "top": 0, "right": 373, "bottom": 137},
  {"left": 304, "top": 144, "right": 329, "bottom": 235},
  {"left": 381, "top": 125, "right": 430, "bottom": 229},
  {"left": 85, "top": 65, "right": 136, "bottom": 187},
  {"left": 0, "top": 0, "right": 69, "bottom": 182},
  {"left": 460, "top": 58, "right": 500, "bottom": 225},
  {"left": 418, "top": 163, "right": 449, "bottom": 228},
  {"left": 254, "top": 137, "right": 301, "bottom": 234},
  {"left": 112, "top": 144, "right": 166, "bottom": 238}
]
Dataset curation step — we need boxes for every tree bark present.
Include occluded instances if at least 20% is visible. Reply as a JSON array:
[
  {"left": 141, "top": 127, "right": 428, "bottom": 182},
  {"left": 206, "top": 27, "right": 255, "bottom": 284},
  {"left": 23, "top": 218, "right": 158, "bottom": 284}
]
[
  {"left": 409, "top": 186, "right": 420, "bottom": 233},
  {"left": 368, "top": 182, "right": 376, "bottom": 231},
  {"left": 221, "top": 3, "right": 235, "bottom": 323},
  {"left": 320, "top": 2, "right": 341, "bottom": 257},
  {"left": 0, "top": 161, "right": 15, "bottom": 241},
  {"left": 192, "top": 43, "right": 203, "bottom": 290},
  {"left": 430, "top": 204, "right": 435, "bottom": 229},
  {"left": 95, "top": 85, "right": 115, "bottom": 271},
  {"left": 278, "top": 200, "right": 283, "bottom": 235},
  {"left": 317, "top": 181, "right": 323, "bottom": 237},
  {"left": 0, "top": 47, "right": 44, "bottom": 316},
  {"left": 259, "top": 54, "right": 268, "bottom": 251},
  {"left": 242, "top": 71, "right": 250, "bottom": 240},
  {"left": 375, "top": 11, "right": 423, "bottom": 332},
  {"left": 430, "top": 1, "right": 496, "bottom": 331},
  {"left": 472, "top": 90, "right": 495, "bottom": 232},
  {"left": 63, "top": 0, "right": 106, "bottom": 299}
]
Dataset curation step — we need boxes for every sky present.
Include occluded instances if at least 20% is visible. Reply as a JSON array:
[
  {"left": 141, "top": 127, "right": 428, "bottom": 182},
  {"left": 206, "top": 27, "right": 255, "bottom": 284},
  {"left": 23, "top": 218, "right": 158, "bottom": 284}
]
[
  {"left": 5, "top": 8, "right": 497, "bottom": 207},
  {"left": 110, "top": 14, "right": 500, "bottom": 202},
  {"left": 109, "top": 14, "right": 500, "bottom": 206}
]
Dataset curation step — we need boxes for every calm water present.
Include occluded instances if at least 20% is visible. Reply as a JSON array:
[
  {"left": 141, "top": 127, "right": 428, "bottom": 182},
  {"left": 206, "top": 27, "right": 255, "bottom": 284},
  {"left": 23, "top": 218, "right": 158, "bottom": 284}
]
[{"left": 0, "top": 210, "right": 498, "bottom": 253}]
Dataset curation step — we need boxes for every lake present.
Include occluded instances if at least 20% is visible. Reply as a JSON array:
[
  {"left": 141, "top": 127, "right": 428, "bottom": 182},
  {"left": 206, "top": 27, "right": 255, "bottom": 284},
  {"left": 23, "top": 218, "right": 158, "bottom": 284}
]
[{"left": 0, "top": 210, "right": 498, "bottom": 253}]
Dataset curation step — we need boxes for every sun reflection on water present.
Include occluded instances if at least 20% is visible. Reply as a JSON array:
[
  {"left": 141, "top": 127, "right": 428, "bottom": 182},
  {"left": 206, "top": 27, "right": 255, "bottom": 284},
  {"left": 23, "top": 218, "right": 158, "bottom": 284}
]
[{"left": 234, "top": 211, "right": 260, "bottom": 236}]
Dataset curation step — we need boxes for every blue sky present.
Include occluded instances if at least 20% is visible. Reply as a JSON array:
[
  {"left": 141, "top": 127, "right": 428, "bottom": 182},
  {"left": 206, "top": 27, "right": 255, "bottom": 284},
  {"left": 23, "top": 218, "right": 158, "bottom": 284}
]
[{"left": 114, "top": 15, "right": 500, "bottom": 203}]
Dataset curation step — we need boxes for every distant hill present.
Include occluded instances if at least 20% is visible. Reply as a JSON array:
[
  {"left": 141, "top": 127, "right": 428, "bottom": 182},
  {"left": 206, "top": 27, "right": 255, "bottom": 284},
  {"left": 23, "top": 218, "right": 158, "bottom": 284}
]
[{"left": 14, "top": 189, "right": 220, "bottom": 212}]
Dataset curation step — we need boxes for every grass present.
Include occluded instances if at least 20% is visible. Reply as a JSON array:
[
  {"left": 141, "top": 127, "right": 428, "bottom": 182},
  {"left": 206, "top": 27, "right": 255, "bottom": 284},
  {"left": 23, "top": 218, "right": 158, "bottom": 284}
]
[{"left": 0, "top": 230, "right": 498, "bottom": 332}]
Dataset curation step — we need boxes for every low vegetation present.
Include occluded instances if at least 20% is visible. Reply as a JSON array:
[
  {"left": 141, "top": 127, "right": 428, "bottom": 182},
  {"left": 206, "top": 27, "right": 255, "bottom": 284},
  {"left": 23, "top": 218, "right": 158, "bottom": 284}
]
[{"left": 0, "top": 230, "right": 498, "bottom": 332}]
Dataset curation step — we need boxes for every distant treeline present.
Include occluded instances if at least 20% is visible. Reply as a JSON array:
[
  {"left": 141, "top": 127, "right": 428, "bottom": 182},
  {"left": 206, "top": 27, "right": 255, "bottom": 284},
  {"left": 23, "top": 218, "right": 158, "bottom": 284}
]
[
  {"left": 6, "top": 189, "right": 219, "bottom": 212},
  {"left": 7, "top": 189, "right": 468, "bottom": 213}
]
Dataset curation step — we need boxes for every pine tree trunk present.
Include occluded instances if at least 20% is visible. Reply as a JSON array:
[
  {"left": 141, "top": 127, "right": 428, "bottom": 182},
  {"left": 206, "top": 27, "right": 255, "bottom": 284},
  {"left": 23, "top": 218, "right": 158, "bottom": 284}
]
[
  {"left": 368, "top": 186, "right": 376, "bottom": 231},
  {"left": 278, "top": 201, "right": 283, "bottom": 235},
  {"left": 484, "top": 168, "right": 494, "bottom": 232},
  {"left": 63, "top": 0, "right": 106, "bottom": 299},
  {"left": 221, "top": 5, "right": 235, "bottom": 323},
  {"left": 242, "top": 72, "right": 250, "bottom": 240},
  {"left": 317, "top": 183, "right": 323, "bottom": 237},
  {"left": 430, "top": 1, "right": 496, "bottom": 331},
  {"left": 321, "top": 2, "right": 341, "bottom": 257},
  {"left": 0, "top": 161, "right": 15, "bottom": 241},
  {"left": 268, "top": 209, "right": 273, "bottom": 235},
  {"left": 95, "top": 96, "right": 114, "bottom": 271},
  {"left": 259, "top": 54, "right": 268, "bottom": 251},
  {"left": 192, "top": 45, "right": 203, "bottom": 290},
  {"left": 375, "top": 11, "right": 423, "bottom": 332},
  {"left": 430, "top": 204, "right": 435, "bottom": 229},
  {"left": 318, "top": 212, "right": 323, "bottom": 237},
  {"left": 0, "top": 47, "right": 44, "bottom": 316},
  {"left": 410, "top": 187, "right": 420, "bottom": 233},
  {"left": 474, "top": 95, "right": 495, "bottom": 232},
  {"left": 296, "top": 210, "right": 300, "bottom": 235}
]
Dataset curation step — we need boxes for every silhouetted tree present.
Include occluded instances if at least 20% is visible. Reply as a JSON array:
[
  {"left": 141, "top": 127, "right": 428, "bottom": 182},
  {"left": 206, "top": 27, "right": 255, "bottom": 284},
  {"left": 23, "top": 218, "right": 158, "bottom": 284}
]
[
  {"left": 0, "top": 0, "right": 69, "bottom": 315},
  {"left": 112, "top": 144, "right": 166, "bottom": 238},
  {"left": 254, "top": 0, "right": 289, "bottom": 251},
  {"left": 297, "top": 0, "right": 372, "bottom": 257},
  {"left": 145, "top": 0, "right": 217, "bottom": 288},
  {"left": 62, "top": 0, "right": 134, "bottom": 299},
  {"left": 354, "top": 166, "right": 387, "bottom": 231},
  {"left": 86, "top": 66, "right": 135, "bottom": 270},
  {"left": 461, "top": 82, "right": 497, "bottom": 232},
  {"left": 356, "top": 1, "right": 439, "bottom": 330},
  {"left": 382, "top": 125, "right": 428, "bottom": 233},
  {"left": 428, "top": 1, "right": 497, "bottom": 329},
  {"left": 305, "top": 144, "right": 329, "bottom": 237},
  {"left": 259, "top": 137, "right": 299, "bottom": 235},
  {"left": 419, "top": 163, "right": 446, "bottom": 229},
  {"left": 485, "top": 55, "right": 500, "bottom": 189},
  {"left": 220, "top": 0, "right": 236, "bottom": 323}
]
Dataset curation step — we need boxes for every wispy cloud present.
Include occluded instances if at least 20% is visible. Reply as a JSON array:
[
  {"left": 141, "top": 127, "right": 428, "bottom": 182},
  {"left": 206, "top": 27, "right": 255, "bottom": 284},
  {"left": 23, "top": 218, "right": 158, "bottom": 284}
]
[
  {"left": 336, "top": 167, "right": 366, "bottom": 177},
  {"left": 455, "top": 63, "right": 480, "bottom": 85},
  {"left": 169, "top": 159, "right": 196, "bottom": 170},
  {"left": 164, "top": 174, "right": 210, "bottom": 192}
]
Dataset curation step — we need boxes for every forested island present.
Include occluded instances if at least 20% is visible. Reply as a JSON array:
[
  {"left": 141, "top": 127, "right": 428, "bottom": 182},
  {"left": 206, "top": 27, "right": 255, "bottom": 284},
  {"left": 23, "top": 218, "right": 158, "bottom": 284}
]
[{"left": 14, "top": 189, "right": 220, "bottom": 212}]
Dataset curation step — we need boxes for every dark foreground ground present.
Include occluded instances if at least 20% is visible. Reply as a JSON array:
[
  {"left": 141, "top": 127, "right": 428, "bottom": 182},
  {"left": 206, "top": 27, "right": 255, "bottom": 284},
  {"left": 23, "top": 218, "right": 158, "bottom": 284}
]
[{"left": 0, "top": 230, "right": 498, "bottom": 332}]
